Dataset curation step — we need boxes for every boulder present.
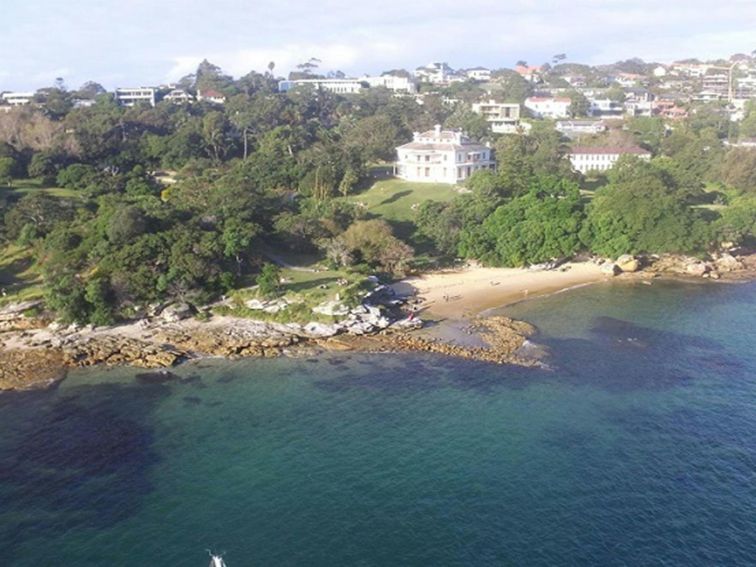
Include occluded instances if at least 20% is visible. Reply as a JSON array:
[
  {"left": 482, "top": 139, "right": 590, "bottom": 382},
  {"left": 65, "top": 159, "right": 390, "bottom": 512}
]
[
  {"left": 302, "top": 322, "right": 340, "bottom": 338},
  {"left": 714, "top": 253, "right": 743, "bottom": 273},
  {"left": 685, "top": 262, "right": 709, "bottom": 277},
  {"left": 312, "top": 300, "right": 350, "bottom": 317},
  {"left": 245, "top": 299, "right": 266, "bottom": 310},
  {"left": 601, "top": 262, "right": 621, "bottom": 276},
  {"left": 616, "top": 254, "right": 639, "bottom": 273},
  {"left": 161, "top": 302, "right": 194, "bottom": 322}
]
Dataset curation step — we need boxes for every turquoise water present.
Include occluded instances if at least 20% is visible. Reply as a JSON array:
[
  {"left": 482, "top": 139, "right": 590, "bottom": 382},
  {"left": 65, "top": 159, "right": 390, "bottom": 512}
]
[{"left": 1, "top": 280, "right": 755, "bottom": 566}]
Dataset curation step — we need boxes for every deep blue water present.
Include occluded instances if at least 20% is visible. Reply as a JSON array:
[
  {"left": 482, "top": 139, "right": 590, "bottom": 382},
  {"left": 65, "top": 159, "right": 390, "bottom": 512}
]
[{"left": 0, "top": 279, "right": 754, "bottom": 566}]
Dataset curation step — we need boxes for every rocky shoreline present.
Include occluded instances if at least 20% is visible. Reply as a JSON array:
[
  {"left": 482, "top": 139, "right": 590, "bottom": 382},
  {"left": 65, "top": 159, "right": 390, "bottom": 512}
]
[{"left": 1, "top": 253, "right": 754, "bottom": 392}]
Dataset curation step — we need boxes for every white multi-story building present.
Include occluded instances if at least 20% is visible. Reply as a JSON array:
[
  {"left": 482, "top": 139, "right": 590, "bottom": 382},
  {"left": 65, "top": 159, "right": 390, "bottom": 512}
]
[
  {"left": 363, "top": 75, "right": 416, "bottom": 93},
  {"left": 1, "top": 92, "right": 34, "bottom": 106},
  {"left": 555, "top": 120, "right": 607, "bottom": 137},
  {"left": 164, "top": 89, "right": 193, "bottom": 103},
  {"left": 278, "top": 78, "right": 364, "bottom": 94},
  {"left": 114, "top": 87, "right": 156, "bottom": 107},
  {"left": 394, "top": 125, "right": 495, "bottom": 184},
  {"left": 568, "top": 146, "right": 651, "bottom": 174},
  {"left": 472, "top": 100, "right": 524, "bottom": 133},
  {"left": 524, "top": 96, "right": 571, "bottom": 119},
  {"left": 465, "top": 67, "right": 491, "bottom": 82}
]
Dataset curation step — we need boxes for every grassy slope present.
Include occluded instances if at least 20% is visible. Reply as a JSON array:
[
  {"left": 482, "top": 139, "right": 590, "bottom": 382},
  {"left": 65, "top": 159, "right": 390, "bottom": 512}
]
[{"left": 0, "top": 244, "right": 44, "bottom": 306}]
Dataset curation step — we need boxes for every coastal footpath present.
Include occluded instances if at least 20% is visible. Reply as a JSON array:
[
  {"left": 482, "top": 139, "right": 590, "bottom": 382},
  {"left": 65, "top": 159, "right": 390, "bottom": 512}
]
[{"left": 0, "top": 253, "right": 753, "bottom": 392}]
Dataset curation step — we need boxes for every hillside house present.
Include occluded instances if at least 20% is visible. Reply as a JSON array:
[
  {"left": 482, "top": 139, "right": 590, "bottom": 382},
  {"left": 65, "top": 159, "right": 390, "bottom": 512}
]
[
  {"left": 524, "top": 96, "right": 571, "bottom": 119},
  {"left": 472, "top": 100, "right": 524, "bottom": 133},
  {"left": 394, "top": 125, "right": 495, "bottom": 184}
]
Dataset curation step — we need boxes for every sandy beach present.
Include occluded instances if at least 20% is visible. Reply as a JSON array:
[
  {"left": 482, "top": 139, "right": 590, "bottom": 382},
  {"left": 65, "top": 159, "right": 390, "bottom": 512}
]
[{"left": 394, "top": 262, "right": 609, "bottom": 319}]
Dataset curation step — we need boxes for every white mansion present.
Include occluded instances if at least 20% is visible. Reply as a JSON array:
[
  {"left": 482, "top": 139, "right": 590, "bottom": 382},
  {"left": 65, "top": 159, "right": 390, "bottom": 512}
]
[{"left": 394, "top": 125, "right": 495, "bottom": 184}]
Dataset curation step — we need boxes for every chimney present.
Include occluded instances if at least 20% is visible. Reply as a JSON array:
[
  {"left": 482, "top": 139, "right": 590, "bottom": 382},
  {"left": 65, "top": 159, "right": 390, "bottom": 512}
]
[{"left": 434, "top": 124, "right": 441, "bottom": 136}]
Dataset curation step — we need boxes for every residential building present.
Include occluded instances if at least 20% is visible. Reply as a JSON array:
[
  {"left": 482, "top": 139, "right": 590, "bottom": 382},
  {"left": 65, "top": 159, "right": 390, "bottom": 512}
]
[
  {"left": 587, "top": 97, "right": 624, "bottom": 117},
  {"left": 415, "top": 62, "right": 455, "bottom": 84},
  {"left": 524, "top": 96, "right": 571, "bottom": 119},
  {"left": 114, "top": 87, "right": 156, "bottom": 107},
  {"left": 568, "top": 146, "right": 651, "bottom": 174},
  {"left": 472, "top": 99, "right": 523, "bottom": 133},
  {"left": 197, "top": 89, "right": 226, "bottom": 104},
  {"left": 515, "top": 65, "right": 542, "bottom": 83},
  {"left": 363, "top": 75, "right": 416, "bottom": 93},
  {"left": 1, "top": 92, "right": 34, "bottom": 106},
  {"left": 278, "top": 78, "right": 364, "bottom": 94},
  {"left": 555, "top": 120, "right": 607, "bottom": 137},
  {"left": 465, "top": 67, "right": 491, "bottom": 82},
  {"left": 164, "top": 89, "right": 193, "bottom": 103},
  {"left": 394, "top": 125, "right": 495, "bottom": 184}
]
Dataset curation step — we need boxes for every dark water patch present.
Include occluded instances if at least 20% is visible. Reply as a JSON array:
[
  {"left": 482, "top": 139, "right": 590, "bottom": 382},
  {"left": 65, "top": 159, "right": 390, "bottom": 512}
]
[
  {"left": 589, "top": 316, "right": 723, "bottom": 352},
  {"left": 179, "top": 374, "right": 205, "bottom": 387},
  {"left": 326, "top": 357, "right": 349, "bottom": 366},
  {"left": 135, "top": 370, "right": 181, "bottom": 384},
  {"left": 216, "top": 373, "right": 240, "bottom": 384},
  {"left": 183, "top": 396, "right": 203, "bottom": 406},
  {"left": 0, "top": 383, "right": 168, "bottom": 563},
  {"left": 305, "top": 358, "right": 320, "bottom": 364}
]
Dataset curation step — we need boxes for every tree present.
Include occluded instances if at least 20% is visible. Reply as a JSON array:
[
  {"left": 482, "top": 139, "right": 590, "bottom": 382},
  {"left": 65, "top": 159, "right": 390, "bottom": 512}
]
[
  {"left": 342, "top": 219, "right": 413, "bottom": 274},
  {"left": 567, "top": 90, "right": 589, "bottom": 118},
  {"left": 459, "top": 178, "right": 585, "bottom": 266},
  {"left": 256, "top": 263, "right": 281, "bottom": 298},
  {"left": 222, "top": 217, "right": 259, "bottom": 274},
  {"left": 0, "top": 156, "right": 16, "bottom": 186},
  {"left": 582, "top": 158, "right": 709, "bottom": 257}
]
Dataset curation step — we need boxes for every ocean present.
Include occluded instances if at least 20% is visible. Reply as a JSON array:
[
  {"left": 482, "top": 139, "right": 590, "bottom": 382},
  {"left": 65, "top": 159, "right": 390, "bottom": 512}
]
[{"left": 0, "top": 279, "right": 754, "bottom": 566}]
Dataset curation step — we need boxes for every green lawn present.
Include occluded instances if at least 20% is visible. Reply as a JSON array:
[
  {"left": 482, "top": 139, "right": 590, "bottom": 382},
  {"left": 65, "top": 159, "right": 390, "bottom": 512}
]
[
  {"left": 347, "top": 178, "right": 459, "bottom": 223},
  {"left": 0, "top": 244, "right": 44, "bottom": 306},
  {"left": 1, "top": 178, "right": 78, "bottom": 199}
]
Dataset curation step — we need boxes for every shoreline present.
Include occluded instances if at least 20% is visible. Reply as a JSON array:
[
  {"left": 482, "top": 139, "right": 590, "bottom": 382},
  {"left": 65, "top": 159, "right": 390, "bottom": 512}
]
[{"left": 1, "top": 254, "right": 754, "bottom": 392}]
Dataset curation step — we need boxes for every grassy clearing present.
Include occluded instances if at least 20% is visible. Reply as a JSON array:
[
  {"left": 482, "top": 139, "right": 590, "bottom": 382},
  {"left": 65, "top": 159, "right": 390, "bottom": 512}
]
[
  {"left": 347, "top": 178, "right": 459, "bottom": 223},
  {"left": 1, "top": 178, "right": 78, "bottom": 199},
  {"left": 0, "top": 244, "right": 44, "bottom": 306}
]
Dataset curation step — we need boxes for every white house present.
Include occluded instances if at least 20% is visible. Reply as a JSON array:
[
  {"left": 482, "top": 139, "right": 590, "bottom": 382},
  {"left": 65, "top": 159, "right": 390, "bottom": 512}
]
[
  {"left": 524, "top": 96, "right": 571, "bottom": 119},
  {"left": 465, "top": 67, "right": 491, "bottom": 82},
  {"left": 555, "top": 120, "right": 607, "bottom": 137},
  {"left": 472, "top": 100, "right": 525, "bottom": 134},
  {"left": 394, "top": 125, "right": 495, "bottom": 184},
  {"left": 164, "top": 89, "right": 193, "bottom": 103},
  {"left": 1, "top": 92, "right": 34, "bottom": 106},
  {"left": 278, "top": 78, "right": 364, "bottom": 94},
  {"left": 568, "top": 146, "right": 651, "bottom": 174},
  {"left": 415, "top": 62, "right": 455, "bottom": 84},
  {"left": 363, "top": 75, "right": 416, "bottom": 93},
  {"left": 114, "top": 87, "right": 156, "bottom": 107}
]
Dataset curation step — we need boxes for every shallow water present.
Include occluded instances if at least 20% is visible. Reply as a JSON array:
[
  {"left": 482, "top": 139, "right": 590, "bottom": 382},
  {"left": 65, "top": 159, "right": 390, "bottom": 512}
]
[{"left": 1, "top": 280, "right": 754, "bottom": 566}]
